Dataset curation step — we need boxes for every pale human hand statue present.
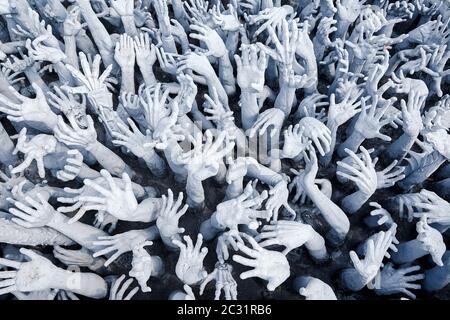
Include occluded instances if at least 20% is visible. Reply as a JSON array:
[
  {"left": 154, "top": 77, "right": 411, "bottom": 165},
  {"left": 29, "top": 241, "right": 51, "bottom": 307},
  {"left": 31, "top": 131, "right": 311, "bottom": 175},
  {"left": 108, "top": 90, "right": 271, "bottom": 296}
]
[
  {"left": 248, "top": 5, "right": 294, "bottom": 36},
  {"left": 53, "top": 246, "right": 102, "bottom": 270},
  {"left": 246, "top": 108, "right": 285, "bottom": 138},
  {"left": 73, "top": 169, "right": 138, "bottom": 223},
  {"left": 54, "top": 115, "right": 97, "bottom": 151},
  {"left": 235, "top": 44, "right": 267, "bottom": 94},
  {"left": 281, "top": 124, "right": 310, "bottom": 159},
  {"left": 156, "top": 189, "right": 188, "bottom": 248},
  {"left": 213, "top": 181, "right": 269, "bottom": 231},
  {"left": 337, "top": 147, "right": 378, "bottom": 197},
  {"left": 0, "top": 248, "right": 61, "bottom": 294},
  {"left": 189, "top": 22, "right": 227, "bottom": 58},
  {"left": 129, "top": 241, "right": 162, "bottom": 293},
  {"left": 374, "top": 263, "right": 424, "bottom": 299},
  {"left": 296, "top": 276, "right": 337, "bottom": 300},
  {"left": 297, "top": 117, "right": 332, "bottom": 156},
  {"left": 353, "top": 99, "right": 393, "bottom": 142},
  {"left": 0, "top": 83, "right": 57, "bottom": 130},
  {"left": 93, "top": 229, "right": 152, "bottom": 267},
  {"left": 8, "top": 193, "right": 57, "bottom": 228},
  {"left": 368, "top": 202, "right": 395, "bottom": 227},
  {"left": 140, "top": 83, "right": 181, "bottom": 146},
  {"left": 200, "top": 262, "right": 238, "bottom": 300},
  {"left": 26, "top": 35, "right": 66, "bottom": 64},
  {"left": 64, "top": 53, "right": 113, "bottom": 109},
  {"left": 114, "top": 33, "right": 136, "bottom": 70},
  {"left": 48, "top": 87, "right": 87, "bottom": 128},
  {"left": 266, "top": 180, "right": 296, "bottom": 221},
  {"left": 178, "top": 130, "right": 234, "bottom": 181},
  {"left": 232, "top": 234, "right": 290, "bottom": 291},
  {"left": 11, "top": 128, "right": 57, "bottom": 178},
  {"left": 255, "top": 220, "right": 327, "bottom": 257},
  {"left": 173, "top": 234, "right": 208, "bottom": 286},
  {"left": 216, "top": 230, "right": 245, "bottom": 263},
  {"left": 412, "top": 189, "right": 450, "bottom": 226},
  {"left": 416, "top": 216, "right": 446, "bottom": 266},
  {"left": 111, "top": 118, "right": 163, "bottom": 158},
  {"left": 349, "top": 225, "right": 398, "bottom": 285}
]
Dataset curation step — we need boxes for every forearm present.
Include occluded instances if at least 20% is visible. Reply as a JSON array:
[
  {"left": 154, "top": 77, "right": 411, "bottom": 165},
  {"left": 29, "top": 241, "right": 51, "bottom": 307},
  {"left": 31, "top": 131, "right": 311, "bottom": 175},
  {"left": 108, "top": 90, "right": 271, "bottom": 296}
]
[
  {"left": 186, "top": 175, "right": 205, "bottom": 207},
  {"left": 338, "top": 131, "right": 365, "bottom": 157},
  {"left": 120, "top": 66, "right": 135, "bottom": 93},
  {"left": 76, "top": 0, "right": 114, "bottom": 65},
  {"left": 386, "top": 132, "right": 417, "bottom": 160},
  {"left": 53, "top": 268, "right": 107, "bottom": 298},
  {"left": 24, "top": 69, "right": 50, "bottom": 95},
  {"left": 321, "top": 122, "right": 338, "bottom": 166},
  {"left": 304, "top": 229, "right": 328, "bottom": 261},
  {"left": 335, "top": 19, "right": 351, "bottom": 40},
  {"left": 391, "top": 239, "right": 428, "bottom": 265},
  {"left": 137, "top": 64, "right": 157, "bottom": 87},
  {"left": 75, "top": 32, "right": 98, "bottom": 56},
  {"left": 312, "top": 40, "right": 326, "bottom": 62},
  {"left": 54, "top": 61, "right": 74, "bottom": 85},
  {"left": 274, "top": 85, "right": 296, "bottom": 116},
  {"left": 77, "top": 164, "right": 102, "bottom": 179},
  {"left": 218, "top": 54, "right": 236, "bottom": 95},
  {"left": 131, "top": 198, "right": 163, "bottom": 223},
  {"left": 200, "top": 216, "right": 223, "bottom": 241},
  {"left": 0, "top": 122, "right": 17, "bottom": 165},
  {"left": 225, "top": 30, "right": 240, "bottom": 57},
  {"left": 246, "top": 160, "right": 284, "bottom": 186},
  {"left": 225, "top": 178, "right": 244, "bottom": 200},
  {"left": 48, "top": 212, "right": 108, "bottom": 251},
  {"left": 209, "top": 74, "right": 229, "bottom": 108},
  {"left": 142, "top": 150, "right": 167, "bottom": 177},
  {"left": 161, "top": 34, "right": 178, "bottom": 54},
  {"left": 306, "top": 185, "right": 350, "bottom": 241},
  {"left": 63, "top": 35, "right": 79, "bottom": 69},
  {"left": 340, "top": 268, "right": 366, "bottom": 292},
  {"left": 88, "top": 141, "right": 133, "bottom": 177},
  {"left": 121, "top": 15, "right": 138, "bottom": 37},
  {"left": 349, "top": 57, "right": 365, "bottom": 74},
  {"left": 341, "top": 190, "right": 371, "bottom": 215},
  {"left": 303, "top": 55, "right": 318, "bottom": 94},
  {"left": 240, "top": 92, "right": 259, "bottom": 130},
  {"left": 0, "top": 218, "right": 74, "bottom": 246}
]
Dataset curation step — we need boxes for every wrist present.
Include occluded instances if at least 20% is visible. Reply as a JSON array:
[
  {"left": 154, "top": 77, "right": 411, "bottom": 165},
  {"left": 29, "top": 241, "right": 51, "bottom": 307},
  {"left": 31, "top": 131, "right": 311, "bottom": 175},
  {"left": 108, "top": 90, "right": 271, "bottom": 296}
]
[
  {"left": 63, "top": 33, "right": 76, "bottom": 39},
  {"left": 51, "top": 267, "right": 73, "bottom": 289},
  {"left": 210, "top": 212, "right": 226, "bottom": 231},
  {"left": 218, "top": 51, "right": 229, "bottom": 61},
  {"left": 48, "top": 210, "right": 67, "bottom": 229},
  {"left": 86, "top": 139, "right": 100, "bottom": 153},
  {"left": 186, "top": 174, "right": 205, "bottom": 205},
  {"left": 120, "top": 64, "right": 135, "bottom": 74},
  {"left": 349, "top": 130, "right": 365, "bottom": 146},
  {"left": 327, "top": 120, "right": 339, "bottom": 132},
  {"left": 304, "top": 183, "right": 320, "bottom": 197},
  {"left": 46, "top": 112, "right": 59, "bottom": 131}
]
